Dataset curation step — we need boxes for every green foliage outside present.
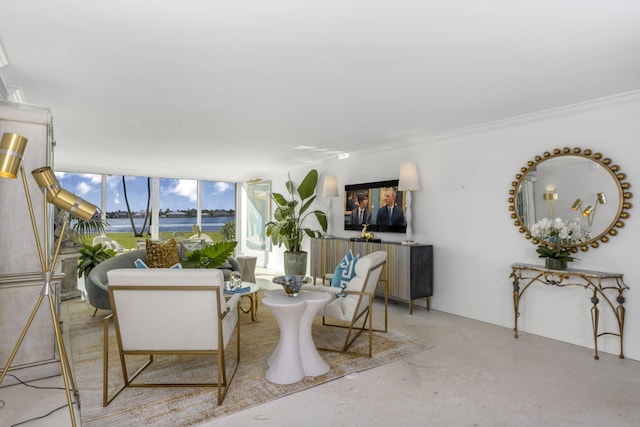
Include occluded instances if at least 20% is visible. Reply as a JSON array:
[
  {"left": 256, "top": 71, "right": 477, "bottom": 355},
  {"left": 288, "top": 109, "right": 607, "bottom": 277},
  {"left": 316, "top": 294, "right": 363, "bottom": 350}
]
[{"left": 220, "top": 221, "right": 236, "bottom": 241}]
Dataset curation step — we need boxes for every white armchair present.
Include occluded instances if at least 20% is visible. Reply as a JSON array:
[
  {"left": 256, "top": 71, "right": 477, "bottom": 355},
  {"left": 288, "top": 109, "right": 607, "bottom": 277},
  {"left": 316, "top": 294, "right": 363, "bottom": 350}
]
[
  {"left": 103, "top": 268, "right": 241, "bottom": 406},
  {"left": 303, "top": 250, "right": 387, "bottom": 357}
]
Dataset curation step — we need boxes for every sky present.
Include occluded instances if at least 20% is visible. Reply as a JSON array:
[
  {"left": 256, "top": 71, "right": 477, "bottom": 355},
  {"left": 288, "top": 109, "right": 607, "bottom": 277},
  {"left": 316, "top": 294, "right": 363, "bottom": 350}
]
[{"left": 54, "top": 172, "right": 236, "bottom": 213}]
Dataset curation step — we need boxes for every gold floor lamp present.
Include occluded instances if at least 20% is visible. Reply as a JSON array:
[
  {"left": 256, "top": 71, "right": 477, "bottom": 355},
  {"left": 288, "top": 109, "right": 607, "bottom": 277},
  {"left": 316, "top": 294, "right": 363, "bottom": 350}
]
[{"left": 0, "top": 132, "right": 97, "bottom": 427}]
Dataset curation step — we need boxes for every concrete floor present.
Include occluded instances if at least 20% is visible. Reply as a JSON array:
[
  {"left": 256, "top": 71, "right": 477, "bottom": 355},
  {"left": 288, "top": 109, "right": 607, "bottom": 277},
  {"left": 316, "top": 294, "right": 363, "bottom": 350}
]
[{"left": 2, "top": 269, "right": 639, "bottom": 427}]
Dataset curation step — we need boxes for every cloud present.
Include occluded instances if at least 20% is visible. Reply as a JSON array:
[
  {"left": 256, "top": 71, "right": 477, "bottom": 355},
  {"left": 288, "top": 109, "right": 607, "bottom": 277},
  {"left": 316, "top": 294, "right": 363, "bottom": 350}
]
[
  {"left": 204, "top": 182, "right": 231, "bottom": 197},
  {"left": 81, "top": 173, "right": 102, "bottom": 184},
  {"left": 167, "top": 179, "right": 197, "bottom": 202},
  {"left": 213, "top": 182, "right": 230, "bottom": 194},
  {"left": 76, "top": 182, "right": 92, "bottom": 196}
]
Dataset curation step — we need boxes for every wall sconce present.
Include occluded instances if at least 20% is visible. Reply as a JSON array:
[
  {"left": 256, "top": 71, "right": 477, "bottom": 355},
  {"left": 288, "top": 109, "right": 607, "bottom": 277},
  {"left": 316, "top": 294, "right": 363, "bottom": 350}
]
[
  {"left": 543, "top": 185, "right": 558, "bottom": 218},
  {"left": 322, "top": 175, "right": 338, "bottom": 238},
  {"left": 398, "top": 162, "right": 421, "bottom": 245},
  {"left": 0, "top": 133, "right": 97, "bottom": 426},
  {"left": 572, "top": 192, "right": 606, "bottom": 227}
]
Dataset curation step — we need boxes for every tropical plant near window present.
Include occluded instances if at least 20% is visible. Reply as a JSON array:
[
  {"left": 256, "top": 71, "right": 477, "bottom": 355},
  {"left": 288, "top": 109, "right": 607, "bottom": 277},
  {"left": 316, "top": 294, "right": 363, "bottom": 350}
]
[
  {"left": 55, "top": 207, "right": 109, "bottom": 249},
  {"left": 77, "top": 243, "right": 116, "bottom": 278},
  {"left": 69, "top": 216, "right": 108, "bottom": 238},
  {"left": 265, "top": 169, "right": 327, "bottom": 253},
  {"left": 182, "top": 241, "right": 237, "bottom": 269}
]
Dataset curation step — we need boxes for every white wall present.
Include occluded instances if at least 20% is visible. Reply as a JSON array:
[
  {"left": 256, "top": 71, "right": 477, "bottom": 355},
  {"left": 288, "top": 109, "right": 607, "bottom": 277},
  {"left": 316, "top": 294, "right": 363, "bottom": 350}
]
[{"left": 250, "top": 91, "right": 640, "bottom": 361}]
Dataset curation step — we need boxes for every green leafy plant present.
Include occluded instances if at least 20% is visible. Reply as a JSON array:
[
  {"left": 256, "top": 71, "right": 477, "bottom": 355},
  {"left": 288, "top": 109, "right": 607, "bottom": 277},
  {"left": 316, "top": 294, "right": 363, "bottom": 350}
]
[
  {"left": 265, "top": 169, "right": 327, "bottom": 253},
  {"left": 220, "top": 220, "right": 236, "bottom": 242},
  {"left": 70, "top": 216, "right": 109, "bottom": 238},
  {"left": 77, "top": 243, "right": 116, "bottom": 278},
  {"left": 182, "top": 241, "right": 237, "bottom": 269}
]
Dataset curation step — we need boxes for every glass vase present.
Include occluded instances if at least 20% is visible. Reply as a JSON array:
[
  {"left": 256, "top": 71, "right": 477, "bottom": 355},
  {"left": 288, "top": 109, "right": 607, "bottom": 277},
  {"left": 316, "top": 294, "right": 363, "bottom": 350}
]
[{"left": 545, "top": 258, "right": 568, "bottom": 270}]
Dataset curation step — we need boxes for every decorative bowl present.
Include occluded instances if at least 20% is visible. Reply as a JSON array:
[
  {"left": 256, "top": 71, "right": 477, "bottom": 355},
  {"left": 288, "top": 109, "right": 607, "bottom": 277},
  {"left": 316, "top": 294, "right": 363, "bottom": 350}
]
[{"left": 272, "top": 275, "right": 312, "bottom": 297}]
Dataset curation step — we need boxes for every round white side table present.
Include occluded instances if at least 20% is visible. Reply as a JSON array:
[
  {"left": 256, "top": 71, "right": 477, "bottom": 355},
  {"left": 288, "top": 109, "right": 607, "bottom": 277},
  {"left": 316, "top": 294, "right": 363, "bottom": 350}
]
[{"left": 263, "top": 289, "right": 331, "bottom": 384}]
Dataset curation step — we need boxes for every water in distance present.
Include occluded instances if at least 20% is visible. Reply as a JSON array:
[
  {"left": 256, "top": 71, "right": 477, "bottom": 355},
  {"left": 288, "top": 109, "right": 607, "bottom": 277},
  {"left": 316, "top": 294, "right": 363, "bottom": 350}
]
[{"left": 105, "top": 216, "right": 235, "bottom": 233}]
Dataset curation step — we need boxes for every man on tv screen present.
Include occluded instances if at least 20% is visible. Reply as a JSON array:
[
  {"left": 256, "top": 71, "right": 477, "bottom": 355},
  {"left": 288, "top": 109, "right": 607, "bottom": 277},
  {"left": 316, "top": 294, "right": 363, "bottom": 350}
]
[
  {"left": 351, "top": 193, "right": 371, "bottom": 225},
  {"left": 376, "top": 187, "right": 405, "bottom": 226}
]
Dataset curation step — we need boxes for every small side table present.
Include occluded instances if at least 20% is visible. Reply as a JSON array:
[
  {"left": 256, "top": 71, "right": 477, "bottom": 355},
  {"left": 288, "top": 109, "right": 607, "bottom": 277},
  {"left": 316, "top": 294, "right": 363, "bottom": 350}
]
[
  {"left": 263, "top": 290, "right": 331, "bottom": 384},
  {"left": 237, "top": 256, "right": 257, "bottom": 283},
  {"left": 240, "top": 283, "right": 260, "bottom": 321},
  {"left": 226, "top": 283, "right": 260, "bottom": 321}
]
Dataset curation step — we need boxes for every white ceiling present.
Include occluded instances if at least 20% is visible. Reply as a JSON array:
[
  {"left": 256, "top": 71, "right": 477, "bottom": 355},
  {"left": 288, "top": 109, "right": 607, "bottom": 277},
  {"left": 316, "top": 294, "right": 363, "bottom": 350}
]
[{"left": 1, "top": 0, "right": 640, "bottom": 182}]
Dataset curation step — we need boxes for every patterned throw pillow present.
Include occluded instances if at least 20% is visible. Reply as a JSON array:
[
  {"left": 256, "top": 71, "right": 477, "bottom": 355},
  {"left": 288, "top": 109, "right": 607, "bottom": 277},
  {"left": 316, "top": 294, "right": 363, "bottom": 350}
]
[
  {"left": 331, "top": 250, "right": 359, "bottom": 288},
  {"left": 145, "top": 239, "right": 181, "bottom": 268}
]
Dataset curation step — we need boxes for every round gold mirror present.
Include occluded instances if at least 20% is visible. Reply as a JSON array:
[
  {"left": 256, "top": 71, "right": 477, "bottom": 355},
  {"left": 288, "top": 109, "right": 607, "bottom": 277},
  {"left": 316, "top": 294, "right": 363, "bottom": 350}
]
[{"left": 508, "top": 147, "right": 632, "bottom": 252}]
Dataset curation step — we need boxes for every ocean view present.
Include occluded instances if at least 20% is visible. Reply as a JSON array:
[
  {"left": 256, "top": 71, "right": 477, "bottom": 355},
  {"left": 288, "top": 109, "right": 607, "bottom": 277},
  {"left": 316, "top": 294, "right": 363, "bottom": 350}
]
[{"left": 105, "top": 216, "right": 235, "bottom": 233}]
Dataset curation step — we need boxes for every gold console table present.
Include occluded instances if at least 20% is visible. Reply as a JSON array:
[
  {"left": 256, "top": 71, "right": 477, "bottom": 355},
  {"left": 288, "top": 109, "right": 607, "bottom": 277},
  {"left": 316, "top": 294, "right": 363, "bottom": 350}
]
[{"left": 510, "top": 263, "right": 628, "bottom": 360}]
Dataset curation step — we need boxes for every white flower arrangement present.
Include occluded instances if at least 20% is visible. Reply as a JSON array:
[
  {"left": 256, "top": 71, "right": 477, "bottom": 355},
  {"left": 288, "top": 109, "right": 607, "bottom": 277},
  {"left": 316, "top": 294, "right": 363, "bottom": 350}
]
[
  {"left": 530, "top": 217, "right": 588, "bottom": 262},
  {"left": 530, "top": 217, "right": 588, "bottom": 246}
]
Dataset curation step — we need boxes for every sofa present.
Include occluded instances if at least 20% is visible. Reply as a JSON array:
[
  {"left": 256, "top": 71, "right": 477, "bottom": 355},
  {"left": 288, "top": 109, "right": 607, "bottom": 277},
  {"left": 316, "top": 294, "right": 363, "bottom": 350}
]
[{"left": 85, "top": 248, "right": 242, "bottom": 313}]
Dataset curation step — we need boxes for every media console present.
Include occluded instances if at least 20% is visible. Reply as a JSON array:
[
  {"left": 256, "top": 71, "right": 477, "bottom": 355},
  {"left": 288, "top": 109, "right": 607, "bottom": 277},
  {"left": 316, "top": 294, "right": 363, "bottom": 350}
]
[{"left": 310, "top": 237, "right": 433, "bottom": 314}]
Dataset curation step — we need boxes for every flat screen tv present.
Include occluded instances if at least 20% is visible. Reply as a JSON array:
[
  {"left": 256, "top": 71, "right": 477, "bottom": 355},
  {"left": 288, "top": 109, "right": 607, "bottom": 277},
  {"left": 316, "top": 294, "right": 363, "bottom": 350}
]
[{"left": 344, "top": 179, "right": 407, "bottom": 233}]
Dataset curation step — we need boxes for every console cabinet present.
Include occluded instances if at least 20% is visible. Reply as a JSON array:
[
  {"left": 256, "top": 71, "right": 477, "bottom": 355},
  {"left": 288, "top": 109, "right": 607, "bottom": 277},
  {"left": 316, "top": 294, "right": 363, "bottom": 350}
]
[{"left": 310, "top": 237, "right": 434, "bottom": 313}]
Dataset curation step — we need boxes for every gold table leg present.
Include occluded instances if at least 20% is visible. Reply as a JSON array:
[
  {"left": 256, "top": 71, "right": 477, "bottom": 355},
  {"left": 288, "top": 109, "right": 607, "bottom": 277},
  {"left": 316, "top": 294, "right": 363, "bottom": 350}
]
[{"left": 240, "top": 292, "right": 259, "bottom": 321}]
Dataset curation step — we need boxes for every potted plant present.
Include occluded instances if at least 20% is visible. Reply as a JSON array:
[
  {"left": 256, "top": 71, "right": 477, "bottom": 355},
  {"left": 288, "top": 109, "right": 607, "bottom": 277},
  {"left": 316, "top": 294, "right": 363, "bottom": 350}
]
[
  {"left": 55, "top": 207, "right": 108, "bottom": 251},
  {"left": 55, "top": 209, "right": 110, "bottom": 299},
  {"left": 182, "top": 241, "right": 237, "bottom": 269},
  {"left": 530, "top": 217, "right": 586, "bottom": 270},
  {"left": 265, "top": 169, "right": 327, "bottom": 275},
  {"left": 77, "top": 243, "right": 116, "bottom": 279}
]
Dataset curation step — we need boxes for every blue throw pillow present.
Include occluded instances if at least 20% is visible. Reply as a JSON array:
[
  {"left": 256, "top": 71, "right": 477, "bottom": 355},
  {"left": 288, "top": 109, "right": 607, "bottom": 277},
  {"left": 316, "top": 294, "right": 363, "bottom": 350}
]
[
  {"left": 135, "top": 258, "right": 181, "bottom": 269},
  {"left": 134, "top": 258, "right": 149, "bottom": 269},
  {"left": 331, "top": 250, "right": 359, "bottom": 288}
]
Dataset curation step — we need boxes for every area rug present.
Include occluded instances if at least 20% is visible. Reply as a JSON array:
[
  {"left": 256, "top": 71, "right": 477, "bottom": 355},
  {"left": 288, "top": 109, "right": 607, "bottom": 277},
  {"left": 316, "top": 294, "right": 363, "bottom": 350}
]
[{"left": 63, "top": 293, "right": 426, "bottom": 426}]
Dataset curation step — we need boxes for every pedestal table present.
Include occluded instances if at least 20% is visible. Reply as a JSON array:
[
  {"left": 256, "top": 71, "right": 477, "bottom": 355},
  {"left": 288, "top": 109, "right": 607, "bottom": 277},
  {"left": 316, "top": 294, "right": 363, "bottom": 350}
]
[{"left": 263, "top": 289, "right": 331, "bottom": 384}]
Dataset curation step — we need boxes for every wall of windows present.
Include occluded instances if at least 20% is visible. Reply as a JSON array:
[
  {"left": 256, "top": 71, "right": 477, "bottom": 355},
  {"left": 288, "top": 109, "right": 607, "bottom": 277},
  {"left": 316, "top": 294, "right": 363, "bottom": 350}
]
[{"left": 55, "top": 172, "right": 236, "bottom": 249}]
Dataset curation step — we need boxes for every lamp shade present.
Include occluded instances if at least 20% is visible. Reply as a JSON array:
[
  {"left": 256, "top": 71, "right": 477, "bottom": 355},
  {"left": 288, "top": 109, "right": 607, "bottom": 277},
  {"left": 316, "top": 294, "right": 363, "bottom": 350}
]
[
  {"left": 31, "top": 166, "right": 97, "bottom": 219},
  {"left": 0, "top": 133, "right": 28, "bottom": 178},
  {"left": 50, "top": 188, "right": 98, "bottom": 220},
  {"left": 398, "top": 162, "right": 420, "bottom": 191},
  {"left": 31, "top": 166, "right": 62, "bottom": 202},
  {"left": 322, "top": 175, "right": 339, "bottom": 198}
]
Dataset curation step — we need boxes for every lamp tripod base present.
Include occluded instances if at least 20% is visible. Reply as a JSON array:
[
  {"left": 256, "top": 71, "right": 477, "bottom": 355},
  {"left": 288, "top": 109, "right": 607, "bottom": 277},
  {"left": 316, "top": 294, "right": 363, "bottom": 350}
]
[{"left": 0, "top": 283, "right": 79, "bottom": 426}]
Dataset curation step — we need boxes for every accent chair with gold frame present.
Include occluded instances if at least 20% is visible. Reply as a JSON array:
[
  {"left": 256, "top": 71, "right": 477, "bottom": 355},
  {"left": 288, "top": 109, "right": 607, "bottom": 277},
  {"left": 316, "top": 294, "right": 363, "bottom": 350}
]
[
  {"left": 303, "top": 250, "right": 387, "bottom": 357},
  {"left": 103, "top": 268, "right": 241, "bottom": 406}
]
